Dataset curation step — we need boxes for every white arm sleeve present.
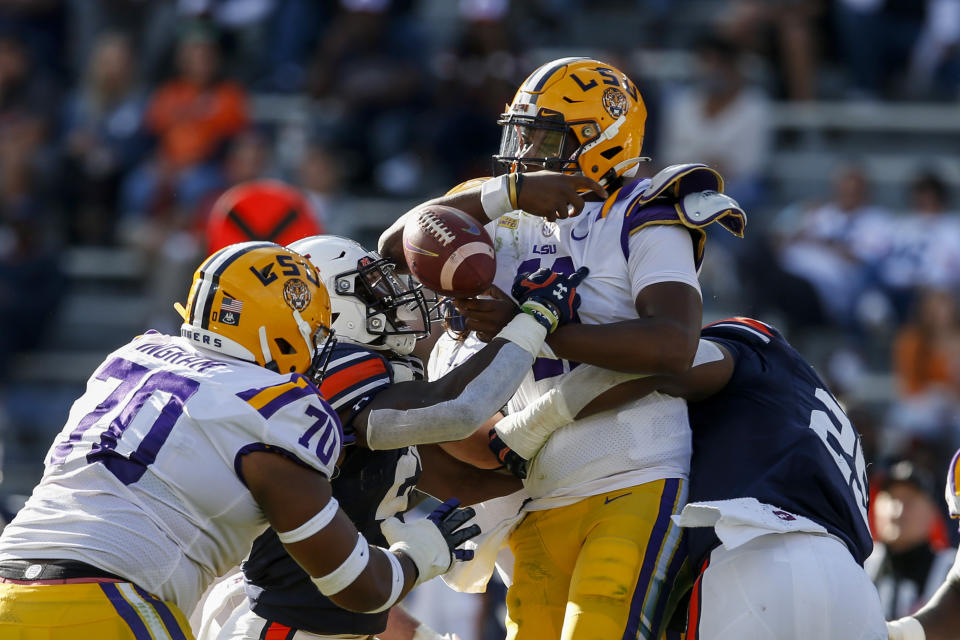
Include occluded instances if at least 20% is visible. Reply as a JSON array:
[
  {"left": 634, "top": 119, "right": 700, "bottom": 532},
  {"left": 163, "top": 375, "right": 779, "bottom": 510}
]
[
  {"left": 627, "top": 224, "right": 701, "bottom": 298},
  {"left": 366, "top": 340, "right": 535, "bottom": 450}
]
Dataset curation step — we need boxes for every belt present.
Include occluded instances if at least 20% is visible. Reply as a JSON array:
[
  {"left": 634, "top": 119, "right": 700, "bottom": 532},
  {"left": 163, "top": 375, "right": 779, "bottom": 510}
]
[{"left": 0, "top": 559, "right": 126, "bottom": 584}]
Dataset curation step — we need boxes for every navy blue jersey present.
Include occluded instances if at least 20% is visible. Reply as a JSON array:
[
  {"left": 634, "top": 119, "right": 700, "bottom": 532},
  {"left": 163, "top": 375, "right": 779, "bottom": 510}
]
[
  {"left": 685, "top": 318, "right": 872, "bottom": 569},
  {"left": 242, "top": 343, "right": 423, "bottom": 635}
]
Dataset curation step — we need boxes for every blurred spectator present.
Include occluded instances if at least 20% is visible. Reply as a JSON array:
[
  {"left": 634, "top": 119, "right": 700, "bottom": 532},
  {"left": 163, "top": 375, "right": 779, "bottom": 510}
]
[
  {"left": 190, "top": 129, "right": 274, "bottom": 232},
  {"left": 260, "top": 0, "right": 329, "bottom": 92},
  {"left": 121, "top": 23, "right": 248, "bottom": 224},
  {"left": 719, "top": 0, "right": 823, "bottom": 100},
  {"left": 307, "top": 0, "right": 427, "bottom": 194},
  {"left": 774, "top": 164, "right": 893, "bottom": 331},
  {"left": 877, "top": 170, "right": 960, "bottom": 321},
  {"left": 178, "top": 0, "right": 276, "bottom": 85},
  {"left": 0, "top": 0, "right": 67, "bottom": 78},
  {"left": 428, "top": 0, "right": 522, "bottom": 187},
  {"left": 887, "top": 289, "right": 960, "bottom": 441},
  {"left": 60, "top": 32, "right": 147, "bottom": 245},
  {"left": 0, "top": 198, "right": 65, "bottom": 382},
  {"left": 909, "top": 0, "right": 960, "bottom": 98},
  {"left": 0, "top": 32, "right": 58, "bottom": 207},
  {"left": 298, "top": 141, "right": 347, "bottom": 235},
  {"left": 866, "top": 460, "right": 956, "bottom": 619},
  {"left": 834, "top": 0, "right": 929, "bottom": 98},
  {"left": 894, "top": 289, "right": 960, "bottom": 397},
  {"left": 659, "top": 33, "right": 771, "bottom": 211}
]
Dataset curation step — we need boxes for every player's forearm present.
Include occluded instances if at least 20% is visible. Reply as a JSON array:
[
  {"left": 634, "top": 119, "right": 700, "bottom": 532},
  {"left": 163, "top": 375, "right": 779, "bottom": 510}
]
[
  {"left": 907, "top": 572, "right": 960, "bottom": 640},
  {"left": 378, "top": 190, "right": 487, "bottom": 267},
  {"left": 546, "top": 319, "right": 699, "bottom": 374},
  {"left": 417, "top": 443, "right": 522, "bottom": 504},
  {"left": 364, "top": 339, "right": 534, "bottom": 449}
]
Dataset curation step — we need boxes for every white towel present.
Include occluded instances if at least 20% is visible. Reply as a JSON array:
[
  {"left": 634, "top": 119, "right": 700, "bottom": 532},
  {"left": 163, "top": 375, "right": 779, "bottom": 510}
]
[{"left": 672, "top": 497, "right": 828, "bottom": 551}]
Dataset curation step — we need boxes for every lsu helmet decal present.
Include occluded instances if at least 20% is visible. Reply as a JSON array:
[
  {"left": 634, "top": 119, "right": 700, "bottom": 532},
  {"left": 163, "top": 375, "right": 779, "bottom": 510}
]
[
  {"left": 176, "top": 241, "right": 334, "bottom": 375},
  {"left": 494, "top": 57, "right": 648, "bottom": 186}
]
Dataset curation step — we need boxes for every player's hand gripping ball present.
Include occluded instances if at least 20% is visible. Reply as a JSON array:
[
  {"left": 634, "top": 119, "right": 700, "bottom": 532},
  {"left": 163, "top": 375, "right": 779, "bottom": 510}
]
[
  {"left": 512, "top": 267, "right": 589, "bottom": 333},
  {"left": 402, "top": 205, "right": 496, "bottom": 297}
]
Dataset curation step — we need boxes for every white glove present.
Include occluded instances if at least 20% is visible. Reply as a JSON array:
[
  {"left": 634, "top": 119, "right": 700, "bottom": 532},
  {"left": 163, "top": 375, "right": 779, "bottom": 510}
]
[
  {"left": 887, "top": 617, "right": 925, "bottom": 640},
  {"left": 381, "top": 500, "right": 479, "bottom": 587},
  {"left": 412, "top": 623, "right": 460, "bottom": 640}
]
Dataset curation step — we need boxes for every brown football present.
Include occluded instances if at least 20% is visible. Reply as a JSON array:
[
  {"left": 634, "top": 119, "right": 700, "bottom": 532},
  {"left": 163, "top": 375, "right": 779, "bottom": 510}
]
[{"left": 402, "top": 204, "right": 496, "bottom": 297}]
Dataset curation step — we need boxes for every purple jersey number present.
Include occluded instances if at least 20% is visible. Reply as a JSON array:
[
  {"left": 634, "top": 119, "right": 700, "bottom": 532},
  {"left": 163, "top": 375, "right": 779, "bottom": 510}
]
[
  {"left": 298, "top": 404, "right": 340, "bottom": 467},
  {"left": 516, "top": 256, "right": 580, "bottom": 381},
  {"left": 50, "top": 357, "right": 200, "bottom": 485}
]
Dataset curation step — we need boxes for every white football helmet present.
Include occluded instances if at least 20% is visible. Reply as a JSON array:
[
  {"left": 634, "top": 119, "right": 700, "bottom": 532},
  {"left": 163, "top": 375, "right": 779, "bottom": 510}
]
[{"left": 289, "top": 235, "right": 431, "bottom": 355}]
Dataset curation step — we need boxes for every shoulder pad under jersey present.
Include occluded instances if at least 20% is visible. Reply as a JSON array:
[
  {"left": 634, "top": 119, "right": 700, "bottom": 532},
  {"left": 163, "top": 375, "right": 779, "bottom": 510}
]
[
  {"left": 701, "top": 316, "right": 782, "bottom": 347},
  {"left": 946, "top": 449, "right": 960, "bottom": 519},
  {"left": 319, "top": 341, "right": 393, "bottom": 412},
  {"left": 235, "top": 373, "right": 342, "bottom": 479}
]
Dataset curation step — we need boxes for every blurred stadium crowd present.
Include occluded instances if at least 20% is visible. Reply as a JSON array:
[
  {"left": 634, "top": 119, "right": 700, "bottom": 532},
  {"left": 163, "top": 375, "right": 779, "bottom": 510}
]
[{"left": 2, "top": 0, "right": 960, "bottom": 633}]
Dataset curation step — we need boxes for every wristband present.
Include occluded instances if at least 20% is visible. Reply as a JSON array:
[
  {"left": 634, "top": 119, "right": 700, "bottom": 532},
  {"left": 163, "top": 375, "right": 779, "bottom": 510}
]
[
  {"left": 480, "top": 174, "right": 514, "bottom": 220},
  {"left": 507, "top": 172, "right": 519, "bottom": 210},
  {"left": 887, "top": 617, "right": 925, "bottom": 640},
  {"left": 494, "top": 313, "right": 548, "bottom": 358},
  {"left": 520, "top": 299, "right": 558, "bottom": 333}
]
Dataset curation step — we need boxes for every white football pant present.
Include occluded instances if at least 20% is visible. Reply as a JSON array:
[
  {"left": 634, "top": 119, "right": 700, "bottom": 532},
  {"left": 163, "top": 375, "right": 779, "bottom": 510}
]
[{"left": 690, "top": 532, "right": 886, "bottom": 640}]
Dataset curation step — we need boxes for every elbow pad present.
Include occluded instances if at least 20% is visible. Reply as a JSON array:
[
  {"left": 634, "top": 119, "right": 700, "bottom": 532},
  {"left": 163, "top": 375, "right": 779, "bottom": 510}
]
[{"left": 365, "top": 341, "right": 534, "bottom": 450}]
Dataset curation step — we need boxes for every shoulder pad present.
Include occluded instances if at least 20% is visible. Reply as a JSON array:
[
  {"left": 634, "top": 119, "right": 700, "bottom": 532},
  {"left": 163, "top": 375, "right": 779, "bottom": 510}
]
[
  {"left": 679, "top": 191, "right": 746, "bottom": 237},
  {"left": 639, "top": 163, "right": 723, "bottom": 202},
  {"left": 947, "top": 449, "right": 960, "bottom": 518},
  {"left": 701, "top": 317, "right": 779, "bottom": 345},
  {"left": 319, "top": 342, "right": 392, "bottom": 412},
  {"left": 633, "top": 163, "right": 746, "bottom": 238}
]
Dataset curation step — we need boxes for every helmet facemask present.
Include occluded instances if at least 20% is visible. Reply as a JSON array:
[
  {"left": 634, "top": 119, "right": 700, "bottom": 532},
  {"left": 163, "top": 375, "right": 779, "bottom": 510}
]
[
  {"left": 493, "top": 109, "right": 585, "bottom": 176},
  {"left": 304, "top": 321, "right": 337, "bottom": 384},
  {"left": 332, "top": 255, "right": 431, "bottom": 354}
]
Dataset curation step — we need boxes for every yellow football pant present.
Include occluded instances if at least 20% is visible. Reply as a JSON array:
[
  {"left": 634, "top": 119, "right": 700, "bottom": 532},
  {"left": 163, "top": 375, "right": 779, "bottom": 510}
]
[
  {"left": 0, "top": 581, "right": 194, "bottom": 639},
  {"left": 505, "top": 478, "right": 686, "bottom": 640}
]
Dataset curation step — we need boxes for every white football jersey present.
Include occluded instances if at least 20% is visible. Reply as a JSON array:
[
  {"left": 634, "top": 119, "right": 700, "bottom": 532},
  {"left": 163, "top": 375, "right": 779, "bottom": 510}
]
[
  {"left": 0, "top": 332, "right": 342, "bottom": 613},
  {"left": 486, "top": 177, "right": 700, "bottom": 501}
]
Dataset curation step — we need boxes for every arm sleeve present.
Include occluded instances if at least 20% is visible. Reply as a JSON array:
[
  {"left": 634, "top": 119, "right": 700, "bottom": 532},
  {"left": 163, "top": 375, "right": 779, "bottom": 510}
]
[
  {"left": 627, "top": 224, "right": 702, "bottom": 298},
  {"left": 365, "top": 341, "right": 534, "bottom": 450}
]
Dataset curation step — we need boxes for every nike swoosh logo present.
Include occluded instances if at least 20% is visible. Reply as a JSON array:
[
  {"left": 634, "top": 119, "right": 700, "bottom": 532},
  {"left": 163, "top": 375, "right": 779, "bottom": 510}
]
[
  {"left": 451, "top": 209, "right": 482, "bottom": 235},
  {"left": 571, "top": 227, "right": 588, "bottom": 241},
  {"left": 604, "top": 492, "right": 632, "bottom": 504}
]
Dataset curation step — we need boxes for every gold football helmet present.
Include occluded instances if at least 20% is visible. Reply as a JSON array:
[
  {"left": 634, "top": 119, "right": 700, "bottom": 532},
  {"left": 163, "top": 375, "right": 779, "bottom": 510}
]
[
  {"left": 176, "top": 241, "right": 334, "bottom": 375},
  {"left": 495, "top": 57, "right": 647, "bottom": 186}
]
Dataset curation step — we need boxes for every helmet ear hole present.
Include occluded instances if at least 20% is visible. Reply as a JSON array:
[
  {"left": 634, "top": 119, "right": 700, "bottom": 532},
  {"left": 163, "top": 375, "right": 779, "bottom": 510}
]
[
  {"left": 274, "top": 337, "right": 297, "bottom": 355},
  {"left": 600, "top": 146, "right": 622, "bottom": 160}
]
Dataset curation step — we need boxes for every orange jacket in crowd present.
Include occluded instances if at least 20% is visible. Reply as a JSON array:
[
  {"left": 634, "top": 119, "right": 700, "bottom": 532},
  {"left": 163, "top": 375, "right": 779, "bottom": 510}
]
[{"left": 146, "top": 80, "right": 249, "bottom": 170}]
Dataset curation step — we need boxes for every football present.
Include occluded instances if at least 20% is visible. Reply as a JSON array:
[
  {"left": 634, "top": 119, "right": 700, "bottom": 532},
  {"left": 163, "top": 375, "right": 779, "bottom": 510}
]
[{"left": 402, "top": 204, "right": 496, "bottom": 297}]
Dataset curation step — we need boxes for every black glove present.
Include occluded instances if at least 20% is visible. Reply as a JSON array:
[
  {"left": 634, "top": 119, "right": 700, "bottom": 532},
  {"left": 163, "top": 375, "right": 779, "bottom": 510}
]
[
  {"left": 488, "top": 428, "right": 528, "bottom": 479},
  {"left": 426, "top": 498, "right": 479, "bottom": 561},
  {"left": 511, "top": 266, "right": 588, "bottom": 333}
]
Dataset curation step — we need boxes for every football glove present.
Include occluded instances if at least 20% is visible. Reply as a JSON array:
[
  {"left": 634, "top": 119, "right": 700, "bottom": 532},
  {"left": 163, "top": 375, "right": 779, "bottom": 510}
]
[
  {"left": 381, "top": 499, "right": 479, "bottom": 587},
  {"left": 512, "top": 266, "right": 588, "bottom": 333},
  {"left": 488, "top": 428, "right": 528, "bottom": 479}
]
